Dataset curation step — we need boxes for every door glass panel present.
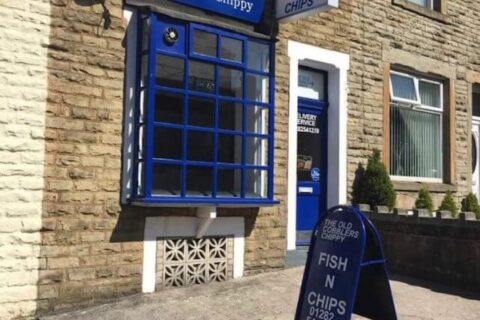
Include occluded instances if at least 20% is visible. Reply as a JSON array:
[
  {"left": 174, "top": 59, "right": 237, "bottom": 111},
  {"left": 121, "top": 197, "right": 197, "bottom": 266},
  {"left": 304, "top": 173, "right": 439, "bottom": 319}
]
[
  {"left": 298, "top": 68, "right": 325, "bottom": 100},
  {"left": 156, "top": 55, "right": 184, "bottom": 88},
  {"left": 297, "top": 111, "right": 322, "bottom": 181}
]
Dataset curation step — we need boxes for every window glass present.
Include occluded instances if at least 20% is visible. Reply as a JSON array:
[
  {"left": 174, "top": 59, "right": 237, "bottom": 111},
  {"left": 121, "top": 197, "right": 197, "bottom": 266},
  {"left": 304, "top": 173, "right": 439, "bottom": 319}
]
[
  {"left": 219, "top": 67, "right": 243, "bottom": 98},
  {"left": 297, "top": 111, "right": 322, "bottom": 181},
  {"left": 298, "top": 68, "right": 326, "bottom": 100},
  {"left": 154, "top": 127, "right": 182, "bottom": 160},
  {"left": 217, "top": 168, "right": 241, "bottom": 197},
  {"left": 407, "top": 0, "right": 427, "bottom": 6},
  {"left": 218, "top": 134, "right": 242, "bottom": 164},
  {"left": 391, "top": 73, "right": 418, "bottom": 102},
  {"left": 419, "top": 80, "right": 441, "bottom": 108},
  {"left": 247, "top": 73, "right": 269, "bottom": 103},
  {"left": 390, "top": 107, "right": 442, "bottom": 178},
  {"left": 152, "top": 165, "right": 181, "bottom": 196},
  {"left": 155, "top": 92, "right": 184, "bottom": 124},
  {"left": 186, "top": 166, "right": 213, "bottom": 197},
  {"left": 245, "top": 137, "right": 268, "bottom": 166},
  {"left": 156, "top": 55, "right": 184, "bottom": 88},
  {"left": 189, "top": 61, "right": 215, "bottom": 93},
  {"left": 221, "top": 37, "right": 243, "bottom": 62},
  {"left": 246, "top": 169, "right": 267, "bottom": 198},
  {"left": 188, "top": 96, "right": 215, "bottom": 127},
  {"left": 247, "top": 41, "right": 269, "bottom": 72},
  {"left": 141, "top": 54, "right": 149, "bottom": 87},
  {"left": 187, "top": 131, "right": 214, "bottom": 162},
  {"left": 246, "top": 105, "right": 268, "bottom": 134},
  {"left": 472, "top": 134, "right": 477, "bottom": 174},
  {"left": 473, "top": 85, "right": 480, "bottom": 118},
  {"left": 193, "top": 30, "right": 217, "bottom": 57},
  {"left": 218, "top": 100, "right": 242, "bottom": 131}
]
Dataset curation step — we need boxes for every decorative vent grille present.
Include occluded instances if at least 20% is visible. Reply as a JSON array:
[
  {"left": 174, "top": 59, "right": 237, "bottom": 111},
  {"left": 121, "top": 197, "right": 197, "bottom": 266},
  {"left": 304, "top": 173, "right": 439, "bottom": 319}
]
[{"left": 156, "top": 237, "right": 233, "bottom": 289}]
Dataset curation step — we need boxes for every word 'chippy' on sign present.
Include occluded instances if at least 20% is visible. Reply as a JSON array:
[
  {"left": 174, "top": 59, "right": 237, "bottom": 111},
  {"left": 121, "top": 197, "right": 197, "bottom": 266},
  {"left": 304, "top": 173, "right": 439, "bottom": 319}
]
[
  {"left": 284, "top": 0, "right": 314, "bottom": 14},
  {"left": 217, "top": 0, "right": 254, "bottom": 12}
]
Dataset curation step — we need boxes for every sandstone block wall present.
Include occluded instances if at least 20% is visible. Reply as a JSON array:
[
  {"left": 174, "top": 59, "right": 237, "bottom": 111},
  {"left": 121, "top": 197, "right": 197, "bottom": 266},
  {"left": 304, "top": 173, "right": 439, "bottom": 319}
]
[
  {"left": 0, "top": 0, "right": 50, "bottom": 318},
  {"left": 277, "top": 0, "right": 480, "bottom": 206}
]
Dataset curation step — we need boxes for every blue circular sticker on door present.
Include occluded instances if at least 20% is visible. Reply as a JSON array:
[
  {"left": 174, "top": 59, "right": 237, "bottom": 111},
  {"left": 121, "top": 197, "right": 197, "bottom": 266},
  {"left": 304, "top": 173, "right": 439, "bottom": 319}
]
[{"left": 311, "top": 167, "right": 320, "bottom": 182}]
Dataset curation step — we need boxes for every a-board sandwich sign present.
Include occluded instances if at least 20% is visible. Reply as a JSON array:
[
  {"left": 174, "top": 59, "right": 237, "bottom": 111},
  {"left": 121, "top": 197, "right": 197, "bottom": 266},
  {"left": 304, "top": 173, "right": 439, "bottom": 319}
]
[
  {"left": 276, "top": 0, "right": 339, "bottom": 23},
  {"left": 295, "top": 206, "right": 397, "bottom": 320}
]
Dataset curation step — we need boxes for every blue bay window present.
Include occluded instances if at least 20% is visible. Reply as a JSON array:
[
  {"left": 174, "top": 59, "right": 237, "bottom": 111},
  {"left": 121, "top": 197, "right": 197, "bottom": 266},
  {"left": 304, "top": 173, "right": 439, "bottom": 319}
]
[{"left": 132, "top": 13, "right": 275, "bottom": 205}]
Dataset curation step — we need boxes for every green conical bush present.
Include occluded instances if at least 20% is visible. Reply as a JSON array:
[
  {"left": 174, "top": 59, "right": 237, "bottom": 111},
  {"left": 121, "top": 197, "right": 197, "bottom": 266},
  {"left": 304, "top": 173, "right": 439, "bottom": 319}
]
[
  {"left": 415, "top": 187, "right": 434, "bottom": 214},
  {"left": 438, "top": 190, "right": 458, "bottom": 216},
  {"left": 461, "top": 192, "right": 480, "bottom": 219},
  {"left": 354, "top": 149, "right": 396, "bottom": 211}
]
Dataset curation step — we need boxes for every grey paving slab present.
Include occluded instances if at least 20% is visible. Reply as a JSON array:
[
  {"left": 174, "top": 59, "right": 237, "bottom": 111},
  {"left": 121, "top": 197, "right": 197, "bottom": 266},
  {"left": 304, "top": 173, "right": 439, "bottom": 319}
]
[{"left": 41, "top": 267, "right": 480, "bottom": 320}]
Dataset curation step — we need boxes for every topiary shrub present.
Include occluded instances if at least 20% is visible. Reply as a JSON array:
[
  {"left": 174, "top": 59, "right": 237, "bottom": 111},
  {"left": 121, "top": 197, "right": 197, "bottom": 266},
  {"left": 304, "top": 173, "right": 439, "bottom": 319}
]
[
  {"left": 351, "top": 163, "right": 365, "bottom": 206},
  {"left": 438, "top": 190, "right": 458, "bottom": 216},
  {"left": 461, "top": 192, "right": 480, "bottom": 219},
  {"left": 353, "top": 149, "right": 396, "bottom": 211},
  {"left": 415, "top": 187, "right": 434, "bottom": 214}
]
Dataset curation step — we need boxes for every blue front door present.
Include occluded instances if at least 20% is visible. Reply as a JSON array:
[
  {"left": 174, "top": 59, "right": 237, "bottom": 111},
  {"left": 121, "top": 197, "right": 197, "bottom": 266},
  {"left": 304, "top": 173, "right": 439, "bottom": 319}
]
[{"left": 296, "top": 68, "right": 328, "bottom": 242}]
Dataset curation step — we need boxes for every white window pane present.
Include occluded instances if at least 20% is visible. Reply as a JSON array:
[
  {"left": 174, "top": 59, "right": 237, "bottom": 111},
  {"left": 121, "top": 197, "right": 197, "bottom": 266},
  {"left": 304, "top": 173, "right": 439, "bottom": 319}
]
[
  {"left": 246, "top": 105, "right": 268, "bottom": 134},
  {"left": 419, "top": 81, "right": 441, "bottom": 108},
  {"left": 391, "top": 73, "right": 418, "bottom": 102},
  {"left": 390, "top": 106, "right": 442, "bottom": 179}
]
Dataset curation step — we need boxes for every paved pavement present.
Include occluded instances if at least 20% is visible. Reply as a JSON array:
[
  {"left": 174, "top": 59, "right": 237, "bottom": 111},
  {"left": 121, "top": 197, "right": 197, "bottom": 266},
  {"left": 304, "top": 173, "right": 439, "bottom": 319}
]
[{"left": 42, "top": 267, "right": 480, "bottom": 320}]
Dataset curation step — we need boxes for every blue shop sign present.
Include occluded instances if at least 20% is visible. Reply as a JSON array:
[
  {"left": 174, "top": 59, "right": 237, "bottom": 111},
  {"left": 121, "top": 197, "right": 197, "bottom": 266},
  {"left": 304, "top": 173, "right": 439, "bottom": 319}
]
[
  {"left": 171, "top": 0, "right": 266, "bottom": 23},
  {"left": 295, "top": 206, "right": 397, "bottom": 320}
]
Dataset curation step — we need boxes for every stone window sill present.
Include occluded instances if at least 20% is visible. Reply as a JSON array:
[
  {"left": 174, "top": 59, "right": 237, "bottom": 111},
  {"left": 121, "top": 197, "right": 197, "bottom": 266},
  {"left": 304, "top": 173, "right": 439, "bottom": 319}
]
[
  {"left": 392, "top": 0, "right": 449, "bottom": 23},
  {"left": 392, "top": 180, "right": 456, "bottom": 193}
]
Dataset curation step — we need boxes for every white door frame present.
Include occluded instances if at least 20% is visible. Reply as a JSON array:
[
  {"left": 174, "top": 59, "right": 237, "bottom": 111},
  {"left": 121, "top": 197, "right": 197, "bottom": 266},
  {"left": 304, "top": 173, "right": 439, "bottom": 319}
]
[{"left": 287, "top": 41, "right": 350, "bottom": 250}]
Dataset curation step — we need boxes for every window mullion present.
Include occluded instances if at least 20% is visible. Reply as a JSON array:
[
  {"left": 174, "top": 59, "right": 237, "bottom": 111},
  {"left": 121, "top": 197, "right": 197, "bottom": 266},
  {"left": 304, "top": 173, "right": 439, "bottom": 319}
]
[
  {"left": 212, "top": 58, "right": 220, "bottom": 197},
  {"left": 241, "top": 66, "right": 247, "bottom": 198}
]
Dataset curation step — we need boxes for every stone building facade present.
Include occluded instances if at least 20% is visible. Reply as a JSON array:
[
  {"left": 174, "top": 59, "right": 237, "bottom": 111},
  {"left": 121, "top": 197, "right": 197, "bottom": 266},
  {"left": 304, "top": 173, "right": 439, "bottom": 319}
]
[{"left": 0, "top": 0, "right": 479, "bottom": 319}]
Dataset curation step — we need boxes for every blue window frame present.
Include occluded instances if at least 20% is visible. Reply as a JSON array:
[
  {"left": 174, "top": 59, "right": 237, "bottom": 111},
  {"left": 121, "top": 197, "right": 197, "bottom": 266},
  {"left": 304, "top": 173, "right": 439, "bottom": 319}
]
[{"left": 131, "top": 13, "right": 276, "bottom": 205}]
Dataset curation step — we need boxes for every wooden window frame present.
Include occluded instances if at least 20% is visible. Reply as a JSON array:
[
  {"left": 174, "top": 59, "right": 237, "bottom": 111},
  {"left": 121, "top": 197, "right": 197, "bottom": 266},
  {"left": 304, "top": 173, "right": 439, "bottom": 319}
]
[{"left": 383, "top": 63, "right": 456, "bottom": 190}]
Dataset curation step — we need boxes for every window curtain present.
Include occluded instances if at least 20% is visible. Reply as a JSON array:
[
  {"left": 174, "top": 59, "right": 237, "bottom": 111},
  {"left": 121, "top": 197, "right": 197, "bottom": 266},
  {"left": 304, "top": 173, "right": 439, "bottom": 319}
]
[{"left": 390, "top": 106, "right": 442, "bottom": 178}]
